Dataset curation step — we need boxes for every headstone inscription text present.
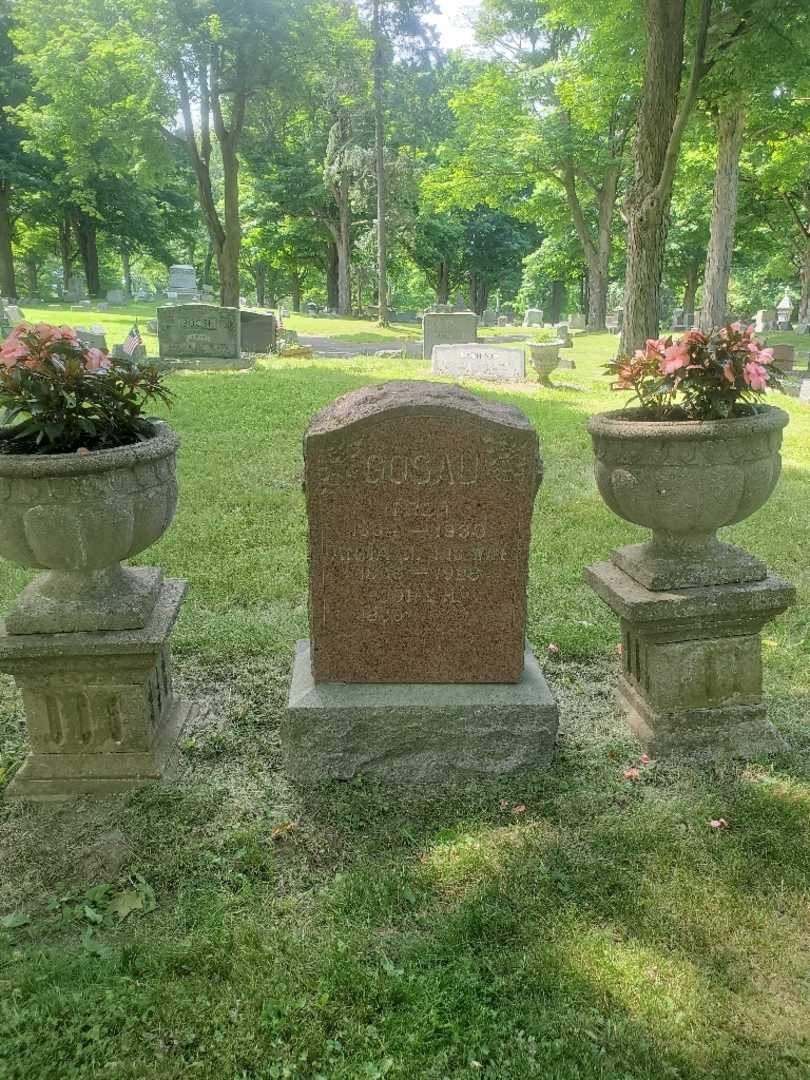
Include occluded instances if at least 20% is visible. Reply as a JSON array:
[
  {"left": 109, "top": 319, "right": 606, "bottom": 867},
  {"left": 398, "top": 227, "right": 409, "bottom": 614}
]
[
  {"left": 305, "top": 381, "right": 540, "bottom": 684},
  {"left": 157, "top": 303, "right": 240, "bottom": 359}
]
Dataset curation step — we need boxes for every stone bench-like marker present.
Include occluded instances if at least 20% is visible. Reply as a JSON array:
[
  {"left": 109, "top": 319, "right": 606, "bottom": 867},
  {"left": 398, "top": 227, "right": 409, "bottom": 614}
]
[
  {"left": 432, "top": 343, "right": 525, "bottom": 380},
  {"left": 284, "top": 380, "right": 558, "bottom": 783}
]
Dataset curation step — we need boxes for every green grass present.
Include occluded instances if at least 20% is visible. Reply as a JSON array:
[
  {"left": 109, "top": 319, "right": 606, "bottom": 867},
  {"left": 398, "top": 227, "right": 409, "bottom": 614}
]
[{"left": 1, "top": 334, "right": 809, "bottom": 1079}]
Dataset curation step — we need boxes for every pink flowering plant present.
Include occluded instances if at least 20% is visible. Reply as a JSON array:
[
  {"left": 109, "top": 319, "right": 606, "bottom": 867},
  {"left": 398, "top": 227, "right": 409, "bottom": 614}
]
[
  {"left": 606, "top": 324, "right": 781, "bottom": 420},
  {"left": 0, "top": 323, "right": 172, "bottom": 454}
]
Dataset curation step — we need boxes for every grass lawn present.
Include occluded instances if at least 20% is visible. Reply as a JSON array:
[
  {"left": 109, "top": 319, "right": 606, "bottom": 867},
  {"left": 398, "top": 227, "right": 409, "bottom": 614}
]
[{"left": 0, "top": 333, "right": 809, "bottom": 1079}]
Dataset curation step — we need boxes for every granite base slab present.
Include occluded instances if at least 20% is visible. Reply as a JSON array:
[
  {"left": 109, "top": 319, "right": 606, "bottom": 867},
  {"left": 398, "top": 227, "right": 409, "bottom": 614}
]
[
  {"left": 584, "top": 560, "right": 793, "bottom": 760},
  {"left": 2, "top": 579, "right": 196, "bottom": 801},
  {"left": 284, "top": 640, "right": 558, "bottom": 783}
]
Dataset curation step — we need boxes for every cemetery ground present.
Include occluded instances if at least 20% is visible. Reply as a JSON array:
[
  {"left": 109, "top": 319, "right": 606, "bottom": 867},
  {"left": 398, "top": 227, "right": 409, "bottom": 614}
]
[{"left": 0, "top": 331, "right": 809, "bottom": 1079}]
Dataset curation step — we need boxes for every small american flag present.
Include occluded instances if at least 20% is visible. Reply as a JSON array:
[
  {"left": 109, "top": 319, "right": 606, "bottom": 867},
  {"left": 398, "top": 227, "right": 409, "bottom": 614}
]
[{"left": 122, "top": 324, "right": 143, "bottom": 357}]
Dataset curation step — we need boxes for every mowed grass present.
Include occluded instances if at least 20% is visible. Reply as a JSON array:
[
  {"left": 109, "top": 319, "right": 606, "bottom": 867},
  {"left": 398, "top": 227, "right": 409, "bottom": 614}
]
[{"left": 0, "top": 332, "right": 809, "bottom": 1079}]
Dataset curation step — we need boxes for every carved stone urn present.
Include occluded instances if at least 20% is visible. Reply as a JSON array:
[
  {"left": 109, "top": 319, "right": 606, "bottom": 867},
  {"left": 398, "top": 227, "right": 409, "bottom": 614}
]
[
  {"left": 588, "top": 406, "right": 788, "bottom": 590},
  {"left": 0, "top": 422, "right": 179, "bottom": 634},
  {"left": 528, "top": 342, "right": 561, "bottom": 386}
]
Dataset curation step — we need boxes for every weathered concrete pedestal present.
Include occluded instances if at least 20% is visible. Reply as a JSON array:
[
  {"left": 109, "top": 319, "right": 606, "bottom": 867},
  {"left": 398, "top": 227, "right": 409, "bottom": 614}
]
[
  {"left": 2, "top": 579, "right": 194, "bottom": 801},
  {"left": 585, "top": 561, "right": 794, "bottom": 759},
  {"left": 284, "top": 640, "right": 558, "bottom": 783}
]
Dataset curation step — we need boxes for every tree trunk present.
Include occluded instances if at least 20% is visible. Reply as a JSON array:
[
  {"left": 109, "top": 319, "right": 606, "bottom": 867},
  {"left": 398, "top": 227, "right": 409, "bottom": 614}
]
[
  {"left": 122, "top": 250, "right": 133, "bottom": 297},
  {"left": 436, "top": 260, "right": 450, "bottom": 304},
  {"left": 372, "top": 1, "right": 389, "bottom": 327},
  {"left": 0, "top": 183, "right": 16, "bottom": 299},
  {"left": 561, "top": 159, "right": 620, "bottom": 332},
  {"left": 75, "top": 215, "right": 100, "bottom": 297},
  {"left": 59, "top": 210, "right": 72, "bottom": 294},
  {"left": 587, "top": 264, "right": 608, "bottom": 331},
  {"left": 550, "top": 280, "right": 565, "bottom": 323},
  {"left": 203, "top": 242, "right": 215, "bottom": 286},
  {"left": 219, "top": 139, "right": 241, "bottom": 307},
  {"left": 255, "top": 263, "right": 266, "bottom": 307},
  {"left": 700, "top": 96, "right": 745, "bottom": 332},
  {"left": 683, "top": 263, "right": 700, "bottom": 317},
  {"left": 291, "top": 270, "right": 301, "bottom": 312},
  {"left": 800, "top": 240, "right": 810, "bottom": 322},
  {"left": 333, "top": 182, "right": 352, "bottom": 315},
  {"left": 326, "top": 242, "right": 339, "bottom": 310},
  {"left": 24, "top": 254, "right": 38, "bottom": 296},
  {"left": 620, "top": 0, "right": 711, "bottom": 354}
]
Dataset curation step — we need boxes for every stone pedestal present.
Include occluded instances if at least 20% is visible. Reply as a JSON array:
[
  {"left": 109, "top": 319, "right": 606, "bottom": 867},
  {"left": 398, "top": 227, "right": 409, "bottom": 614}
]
[
  {"left": 584, "top": 561, "right": 794, "bottom": 759},
  {"left": 3, "top": 580, "right": 194, "bottom": 800},
  {"left": 284, "top": 640, "right": 558, "bottom": 782}
]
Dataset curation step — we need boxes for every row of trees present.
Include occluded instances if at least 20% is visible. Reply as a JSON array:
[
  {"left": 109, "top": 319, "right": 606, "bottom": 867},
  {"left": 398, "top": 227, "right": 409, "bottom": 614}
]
[{"left": 1, "top": 0, "right": 809, "bottom": 351}]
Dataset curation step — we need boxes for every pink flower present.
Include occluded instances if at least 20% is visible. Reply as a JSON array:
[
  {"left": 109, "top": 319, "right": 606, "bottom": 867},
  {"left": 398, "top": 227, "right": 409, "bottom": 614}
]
[
  {"left": 709, "top": 819, "right": 728, "bottom": 830},
  {"left": 723, "top": 361, "right": 736, "bottom": 384},
  {"left": 640, "top": 754, "right": 650, "bottom": 765},
  {"left": 0, "top": 343, "right": 29, "bottom": 367},
  {"left": 743, "top": 361, "right": 768, "bottom": 391},
  {"left": 660, "top": 342, "right": 690, "bottom": 375},
  {"left": 34, "top": 323, "right": 59, "bottom": 343},
  {"left": 58, "top": 325, "right": 77, "bottom": 341},
  {"left": 757, "top": 347, "right": 774, "bottom": 365},
  {"left": 730, "top": 322, "right": 742, "bottom": 332},
  {"left": 84, "top": 347, "right": 109, "bottom": 372}
]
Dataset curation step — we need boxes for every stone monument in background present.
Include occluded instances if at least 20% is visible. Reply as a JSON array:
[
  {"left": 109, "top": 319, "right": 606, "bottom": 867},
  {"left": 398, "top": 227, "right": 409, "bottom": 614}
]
[
  {"left": 421, "top": 311, "right": 478, "bottom": 360},
  {"left": 284, "top": 380, "right": 558, "bottom": 782}
]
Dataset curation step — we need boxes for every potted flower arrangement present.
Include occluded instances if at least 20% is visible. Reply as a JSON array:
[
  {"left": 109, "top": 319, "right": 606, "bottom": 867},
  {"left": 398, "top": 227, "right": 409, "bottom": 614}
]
[
  {"left": 0, "top": 323, "right": 177, "bottom": 633},
  {"left": 589, "top": 324, "right": 788, "bottom": 590}
]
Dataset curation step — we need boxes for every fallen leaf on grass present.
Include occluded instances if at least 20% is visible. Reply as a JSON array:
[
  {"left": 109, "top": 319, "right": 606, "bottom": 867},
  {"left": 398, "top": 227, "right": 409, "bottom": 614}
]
[
  {"left": 623, "top": 768, "right": 641, "bottom": 781},
  {"left": 270, "top": 820, "right": 297, "bottom": 841},
  {"left": 499, "top": 799, "right": 509, "bottom": 811},
  {"left": 640, "top": 754, "right": 650, "bottom": 765},
  {"left": 709, "top": 819, "right": 729, "bottom": 829},
  {"left": 108, "top": 890, "right": 144, "bottom": 922},
  {"left": 1, "top": 912, "right": 30, "bottom": 930},
  {"left": 547, "top": 643, "right": 560, "bottom": 656},
  {"left": 512, "top": 804, "right": 527, "bottom": 814}
]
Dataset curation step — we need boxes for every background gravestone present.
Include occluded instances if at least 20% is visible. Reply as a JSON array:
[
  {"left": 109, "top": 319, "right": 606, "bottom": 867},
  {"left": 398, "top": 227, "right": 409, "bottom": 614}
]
[
  {"left": 523, "top": 308, "right": 543, "bottom": 327},
  {"left": 432, "top": 343, "right": 525, "bottom": 381},
  {"left": 157, "top": 304, "right": 245, "bottom": 369},
  {"left": 240, "top": 309, "right": 277, "bottom": 353},
  {"left": 284, "top": 380, "right": 558, "bottom": 781},
  {"left": 422, "top": 311, "right": 477, "bottom": 360}
]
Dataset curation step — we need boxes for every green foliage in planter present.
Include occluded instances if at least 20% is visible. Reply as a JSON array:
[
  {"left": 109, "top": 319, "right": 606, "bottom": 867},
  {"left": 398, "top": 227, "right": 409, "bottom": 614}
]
[{"left": 0, "top": 323, "right": 172, "bottom": 454}]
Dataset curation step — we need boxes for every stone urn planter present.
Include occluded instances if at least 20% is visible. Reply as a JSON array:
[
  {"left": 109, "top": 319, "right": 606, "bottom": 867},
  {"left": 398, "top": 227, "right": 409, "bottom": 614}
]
[
  {"left": 0, "top": 422, "right": 180, "bottom": 634},
  {"left": 588, "top": 406, "right": 789, "bottom": 590},
  {"left": 528, "top": 342, "right": 561, "bottom": 386}
]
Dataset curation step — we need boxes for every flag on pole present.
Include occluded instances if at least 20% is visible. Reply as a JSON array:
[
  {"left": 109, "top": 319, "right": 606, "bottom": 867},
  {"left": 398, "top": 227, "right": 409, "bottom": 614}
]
[{"left": 122, "top": 324, "right": 143, "bottom": 357}]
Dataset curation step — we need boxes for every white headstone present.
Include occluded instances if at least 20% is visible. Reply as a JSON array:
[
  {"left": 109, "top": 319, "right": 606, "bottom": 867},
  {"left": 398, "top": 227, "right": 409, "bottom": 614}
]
[
  {"left": 432, "top": 343, "right": 525, "bottom": 381},
  {"left": 523, "top": 308, "right": 543, "bottom": 327}
]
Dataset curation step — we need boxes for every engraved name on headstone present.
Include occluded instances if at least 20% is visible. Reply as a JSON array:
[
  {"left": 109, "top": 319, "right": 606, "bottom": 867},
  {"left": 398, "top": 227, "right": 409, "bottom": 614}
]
[{"left": 305, "top": 381, "right": 540, "bottom": 684}]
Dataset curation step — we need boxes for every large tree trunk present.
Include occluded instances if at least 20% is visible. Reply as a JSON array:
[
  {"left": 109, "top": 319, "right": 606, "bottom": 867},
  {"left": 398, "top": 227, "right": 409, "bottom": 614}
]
[
  {"left": 24, "top": 254, "right": 38, "bottom": 296},
  {"left": 59, "top": 210, "right": 72, "bottom": 294},
  {"left": 326, "top": 242, "right": 339, "bottom": 310},
  {"left": 436, "top": 260, "right": 450, "bottom": 304},
  {"left": 550, "top": 279, "right": 565, "bottom": 323},
  {"left": 330, "top": 181, "right": 352, "bottom": 316},
  {"left": 290, "top": 270, "right": 301, "bottom": 313},
  {"left": 122, "top": 250, "right": 133, "bottom": 297},
  {"left": 0, "top": 183, "right": 16, "bottom": 298},
  {"left": 372, "top": 1, "right": 389, "bottom": 326},
  {"left": 255, "top": 263, "right": 266, "bottom": 307},
  {"left": 800, "top": 239, "right": 810, "bottom": 322},
  {"left": 700, "top": 96, "right": 745, "bottom": 332},
  {"left": 683, "top": 262, "right": 701, "bottom": 316},
  {"left": 75, "top": 215, "right": 100, "bottom": 297},
  {"left": 203, "top": 242, "right": 215, "bottom": 286},
  {"left": 620, "top": 0, "right": 711, "bottom": 354},
  {"left": 219, "top": 140, "right": 241, "bottom": 307},
  {"left": 562, "top": 160, "right": 620, "bottom": 331}
]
